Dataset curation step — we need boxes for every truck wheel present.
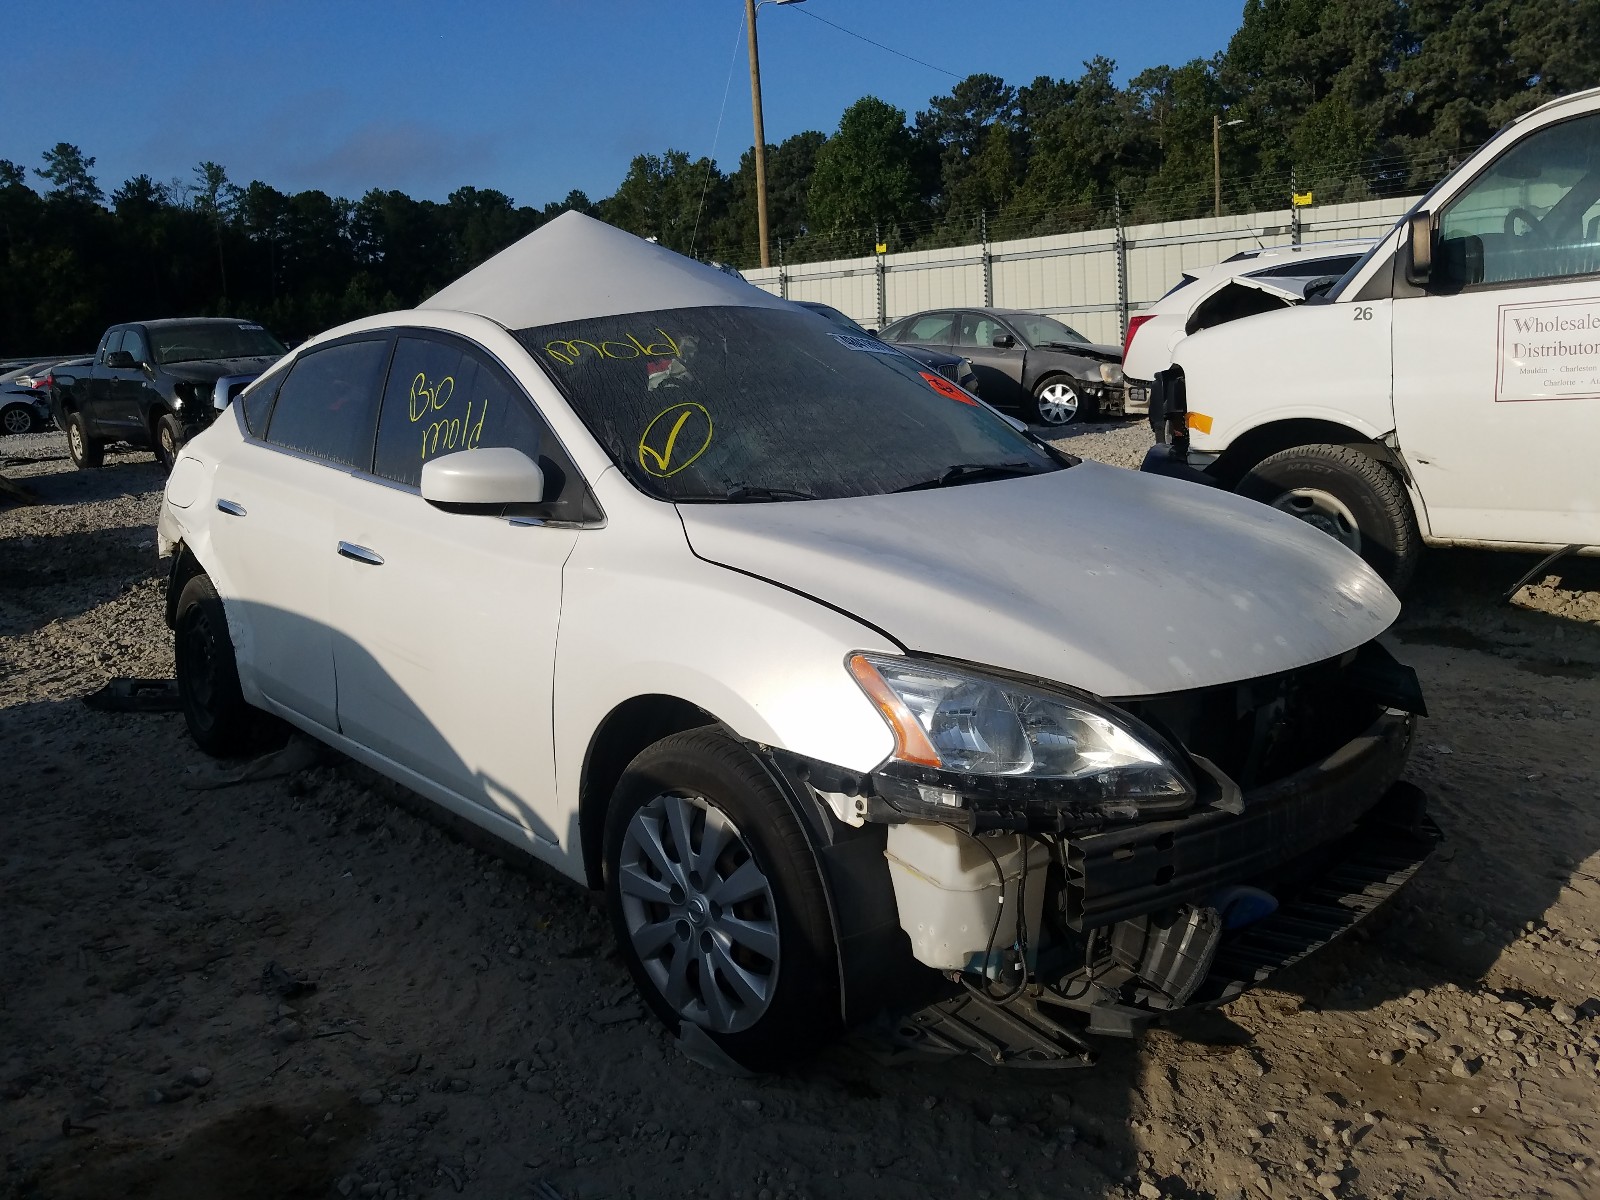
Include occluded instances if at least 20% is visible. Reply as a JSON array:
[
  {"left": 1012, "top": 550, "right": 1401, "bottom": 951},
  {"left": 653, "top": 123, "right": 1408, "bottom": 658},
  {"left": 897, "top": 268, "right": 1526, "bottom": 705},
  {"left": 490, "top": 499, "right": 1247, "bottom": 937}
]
[
  {"left": 154, "top": 413, "right": 184, "bottom": 472},
  {"left": 603, "top": 727, "right": 839, "bottom": 1070},
  {"left": 65, "top": 412, "right": 105, "bottom": 469},
  {"left": 1238, "top": 443, "right": 1420, "bottom": 594},
  {"left": 174, "top": 574, "right": 285, "bottom": 757},
  {"left": 1, "top": 403, "right": 36, "bottom": 435},
  {"left": 1029, "top": 376, "right": 1093, "bottom": 426}
]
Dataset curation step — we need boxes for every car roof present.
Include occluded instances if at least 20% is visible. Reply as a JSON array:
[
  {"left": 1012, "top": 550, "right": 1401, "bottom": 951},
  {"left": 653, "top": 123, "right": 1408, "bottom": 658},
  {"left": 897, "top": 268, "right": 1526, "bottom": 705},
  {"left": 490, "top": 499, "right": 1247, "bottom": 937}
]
[
  {"left": 420, "top": 210, "right": 791, "bottom": 330},
  {"left": 1522, "top": 85, "right": 1600, "bottom": 124},
  {"left": 123, "top": 317, "right": 269, "bottom": 329}
]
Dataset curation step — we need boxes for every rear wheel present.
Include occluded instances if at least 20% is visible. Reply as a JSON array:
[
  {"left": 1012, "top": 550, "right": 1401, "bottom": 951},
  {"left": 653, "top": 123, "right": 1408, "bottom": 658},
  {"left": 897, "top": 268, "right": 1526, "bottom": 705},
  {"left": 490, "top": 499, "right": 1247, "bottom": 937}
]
[
  {"left": 603, "top": 728, "right": 839, "bottom": 1070},
  {"left": 174, "top": 574, "right": 285, "bottom": 757},
  {"left": 1029, "top": 376, "right": 1093, "bottom": 426},
  {"left": 65, "top": 412, "right": 104, "bottom": 469},
  {"left": 1, "top": 403, "right": 35, "bottom": 435},
  {"left": 154, "top": 413, "right": 184, "bottom": 471},
  {"left": 1237, "top": 443, "right": 1421, "bottom": 594}
]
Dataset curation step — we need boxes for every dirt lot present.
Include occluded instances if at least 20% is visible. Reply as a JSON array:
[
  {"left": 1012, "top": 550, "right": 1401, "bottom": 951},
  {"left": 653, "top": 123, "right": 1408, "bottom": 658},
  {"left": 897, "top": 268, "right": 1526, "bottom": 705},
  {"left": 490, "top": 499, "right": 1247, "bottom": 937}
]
[{"left": 2, "top": 424, "right": 1598, "bottom": 1200}]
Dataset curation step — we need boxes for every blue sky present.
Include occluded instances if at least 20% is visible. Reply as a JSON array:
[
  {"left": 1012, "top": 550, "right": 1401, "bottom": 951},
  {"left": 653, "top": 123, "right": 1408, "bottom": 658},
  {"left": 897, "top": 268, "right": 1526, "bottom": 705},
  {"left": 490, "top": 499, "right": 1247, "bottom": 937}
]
[{"left": 3, "top": 1, "right": 1244, "bottom": 208}]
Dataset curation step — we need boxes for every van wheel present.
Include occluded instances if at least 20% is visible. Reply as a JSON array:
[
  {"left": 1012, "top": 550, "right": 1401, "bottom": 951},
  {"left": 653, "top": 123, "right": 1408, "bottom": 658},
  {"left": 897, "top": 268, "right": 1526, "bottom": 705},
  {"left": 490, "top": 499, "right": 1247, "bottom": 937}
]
[
  {"left": 66, "top": 412, "right": 104, "bottom": 469},
  {"left": 154, "top": 413, "right": 184, "bottom": 471},
  {"left": 1029, "top": 377, "right": 1093, "bottom": 426},
  {"left": 1238, "top": 443, "right": 1420, "bottom": 594},
  {"left": 174, "top": 574, "right": 286, "bottom": 757},
  {"left": 603, "top": 728, "right": 839, "bottom": 1070}
]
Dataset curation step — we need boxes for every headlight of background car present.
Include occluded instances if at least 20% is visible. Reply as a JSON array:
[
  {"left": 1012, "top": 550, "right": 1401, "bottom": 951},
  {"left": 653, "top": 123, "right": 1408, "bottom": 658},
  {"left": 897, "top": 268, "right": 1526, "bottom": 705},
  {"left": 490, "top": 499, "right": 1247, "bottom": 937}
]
[
  {"left": 849, "top": 653, "right": 1192, "bottom": 825},
  {"left": 1099, "top": 363, "right": 1125, "bottom": 385}
]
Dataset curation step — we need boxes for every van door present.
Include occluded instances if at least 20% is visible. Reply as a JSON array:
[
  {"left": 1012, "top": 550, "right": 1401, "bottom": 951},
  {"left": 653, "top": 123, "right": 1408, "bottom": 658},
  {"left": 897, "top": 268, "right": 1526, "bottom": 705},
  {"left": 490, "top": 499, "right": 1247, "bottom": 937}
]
[{"left": 1392, "top": 110, "right": 1600, "bottom": 546}]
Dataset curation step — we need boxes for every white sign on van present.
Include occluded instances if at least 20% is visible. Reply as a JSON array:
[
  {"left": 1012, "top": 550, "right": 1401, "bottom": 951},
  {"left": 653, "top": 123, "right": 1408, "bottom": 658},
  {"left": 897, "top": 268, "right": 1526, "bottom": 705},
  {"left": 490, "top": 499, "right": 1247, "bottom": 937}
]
[{"left": 1496, "top": 297, "right": 1600, "bottom": 403}]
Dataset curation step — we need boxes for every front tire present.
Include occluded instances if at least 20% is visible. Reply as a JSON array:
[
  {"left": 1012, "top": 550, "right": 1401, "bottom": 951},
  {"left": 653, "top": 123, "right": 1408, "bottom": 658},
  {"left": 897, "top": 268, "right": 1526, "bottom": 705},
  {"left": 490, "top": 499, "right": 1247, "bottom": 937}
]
[
  {"left": 1029, "top": 376, "right": 1093, "bottom": 426},
  {"left": 1237, "top": 443, "right": 1421, "bottom": 594},
  {"left": 154, "top": 413, "right": 184, "bottom": 471},
  {"left": 65, "top": 412, "right": 104, "bottom": 469},
  {"left": 174, "top": 574, "right": 284, "bottom": 757},
  {"left": 1, "top": 403, "right": 36, "bottom": 435},
  {"left": 603, "top": 728, "right": 839, "bottom": 1070}
]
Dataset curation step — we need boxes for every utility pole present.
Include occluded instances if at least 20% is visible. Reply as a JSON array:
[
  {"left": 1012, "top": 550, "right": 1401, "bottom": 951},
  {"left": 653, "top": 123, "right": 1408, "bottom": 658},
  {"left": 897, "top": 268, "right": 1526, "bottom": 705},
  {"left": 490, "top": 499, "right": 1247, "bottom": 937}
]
[{"left": 745, "top": 0, "right": 772, "bottom": 268}]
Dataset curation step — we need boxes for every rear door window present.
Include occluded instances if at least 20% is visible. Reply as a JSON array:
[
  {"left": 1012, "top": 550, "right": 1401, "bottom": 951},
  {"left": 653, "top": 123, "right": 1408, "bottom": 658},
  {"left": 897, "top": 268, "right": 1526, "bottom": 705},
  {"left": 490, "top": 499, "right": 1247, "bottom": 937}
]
[{"left": 263, "top": 338, "right": 392, "bottom": 469}]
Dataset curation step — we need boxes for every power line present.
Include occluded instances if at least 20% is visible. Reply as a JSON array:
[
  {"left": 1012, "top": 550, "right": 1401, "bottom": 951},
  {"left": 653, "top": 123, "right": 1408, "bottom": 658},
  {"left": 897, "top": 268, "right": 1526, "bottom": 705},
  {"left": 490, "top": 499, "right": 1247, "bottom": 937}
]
[
  {"left": 691, "top": 7, "right": 748, "bottom": 256},
  {"left": 793, "top": 7, "right": 961, "bottom": 80}
]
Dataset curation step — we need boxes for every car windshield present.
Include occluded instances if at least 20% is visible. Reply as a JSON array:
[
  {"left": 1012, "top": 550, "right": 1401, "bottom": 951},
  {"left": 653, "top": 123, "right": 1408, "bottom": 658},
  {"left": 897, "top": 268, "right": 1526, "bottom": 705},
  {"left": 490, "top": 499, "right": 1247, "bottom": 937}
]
[
  {"left": 1007, "top": 313, "right": 1090, "bottom": 347},
  {"left": 517, "top": 306, "right": 1062, "bottom": 502},
  {"left": 151, "top": 323, "right": 287, "bottom": 365}
]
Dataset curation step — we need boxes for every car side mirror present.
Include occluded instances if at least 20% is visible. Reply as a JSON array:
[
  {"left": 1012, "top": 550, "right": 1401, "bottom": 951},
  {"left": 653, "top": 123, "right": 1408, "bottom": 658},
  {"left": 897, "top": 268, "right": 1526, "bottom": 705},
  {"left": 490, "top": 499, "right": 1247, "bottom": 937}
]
[
  {"left": 106, "top": 349, "right": 137, "bottom": 369},
  {"left": 1404, "top": 210, "right": 1434, "bottom": 286},
  {"left": 866, "top": 328, "right": 879, "bottom": 337},
  {"left": 991, "top": 333, "right": 1016, "bottom": 349},
  {"left": 420, "top": 446, "right": 545, "bottom": 508}
]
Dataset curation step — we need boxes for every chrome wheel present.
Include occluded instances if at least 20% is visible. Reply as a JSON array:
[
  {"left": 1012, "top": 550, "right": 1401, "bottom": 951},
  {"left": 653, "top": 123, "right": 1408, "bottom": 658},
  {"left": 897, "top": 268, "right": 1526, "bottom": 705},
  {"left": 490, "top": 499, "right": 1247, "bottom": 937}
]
[
  {"left": 69, "top": 423, "right": 83, "bottom": 456},
  {"left": 616, "top": 791, "right": 779, "bottom": 1034},
  {"left": 1034, "top": 380, "right": 1081, "bottom": 425},
  {"left": 1271, "top": 487, "right": 1363, "bottom": 553},
  {"left": 1, "top": 406, "right": 31, "bottom": 435}
]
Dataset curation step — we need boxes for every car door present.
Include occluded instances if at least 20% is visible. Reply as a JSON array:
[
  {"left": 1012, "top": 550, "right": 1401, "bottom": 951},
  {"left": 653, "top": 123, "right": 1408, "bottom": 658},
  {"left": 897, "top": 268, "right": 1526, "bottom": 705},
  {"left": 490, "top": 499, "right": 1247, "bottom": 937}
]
[
  {"left": 210, "top": 334, "right": 392, "bottom": 731},
  {"left": 1392, "top": 109, "right": 1600, "bottom": 546},
  {"left": 84, "top": 330, "right": 133, "bottom": 436},
  {"left": 323, "top": 331, "right": 584, "bottom": 845},
  {"left": 955, "top": 312, "right": 1029, "bottom": 407},
  {"left": 113, "top": 326, "right": 157, "bottom": 435}
]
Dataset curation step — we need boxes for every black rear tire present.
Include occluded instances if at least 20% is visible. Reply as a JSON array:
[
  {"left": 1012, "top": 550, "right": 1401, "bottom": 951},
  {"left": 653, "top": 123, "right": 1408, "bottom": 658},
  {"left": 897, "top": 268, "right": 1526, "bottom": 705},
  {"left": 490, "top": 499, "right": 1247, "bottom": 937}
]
[
  {"left": 66, "top": 412, "right": 104, "bottom": 469},
  {"left": 1237, "top": 443, "right": 1421, "bottom": 595},
  {"left": 154, "top": 413, "right": 184, "bottom": 472},
  {"left": 174, "top": 574, "right": 286, "bottom": 757},
  {"left": 603, "top": 727, "right": 840, "bottom": 1070}
]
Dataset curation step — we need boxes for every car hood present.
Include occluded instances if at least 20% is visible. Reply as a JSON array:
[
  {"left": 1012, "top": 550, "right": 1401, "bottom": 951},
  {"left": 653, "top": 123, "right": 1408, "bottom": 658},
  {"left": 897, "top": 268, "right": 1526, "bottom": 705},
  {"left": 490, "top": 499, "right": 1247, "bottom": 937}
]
[
  {"left": 677, "top": 462, "right": 1398, "bottom": 699},
  {"left": 163, "top": 357, "right": 279, "bottom": 383},
  {"left": 1034, "top": 341, "right": 1122, "bottom": 365},
  {"left": 897, "top": 344, "right": 964, "bottom": 368}
]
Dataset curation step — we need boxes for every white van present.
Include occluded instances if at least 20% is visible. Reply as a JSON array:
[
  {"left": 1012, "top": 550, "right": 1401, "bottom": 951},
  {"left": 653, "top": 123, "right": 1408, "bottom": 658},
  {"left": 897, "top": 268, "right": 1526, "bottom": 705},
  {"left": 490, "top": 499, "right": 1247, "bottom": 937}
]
[{"left": 1143, "top": 86, "right": 1600, "bottom": 592}]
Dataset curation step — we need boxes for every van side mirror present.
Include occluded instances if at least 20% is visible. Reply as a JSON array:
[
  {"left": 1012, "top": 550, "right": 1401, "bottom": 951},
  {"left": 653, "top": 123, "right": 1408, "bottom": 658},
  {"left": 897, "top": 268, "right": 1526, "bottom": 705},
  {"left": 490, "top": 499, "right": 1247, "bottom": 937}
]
[
  {"left": 106, "top": 349, "right": 137, "bottom": 369},
  {"left": 1405, "top": 210, "right": 1434, "bottom": 286},
  {"left": 420, "top": 446, "right": 545, "bottom": 508},
  {"left": 992, "top": 333, "right": 1016, "bottom": 349}
]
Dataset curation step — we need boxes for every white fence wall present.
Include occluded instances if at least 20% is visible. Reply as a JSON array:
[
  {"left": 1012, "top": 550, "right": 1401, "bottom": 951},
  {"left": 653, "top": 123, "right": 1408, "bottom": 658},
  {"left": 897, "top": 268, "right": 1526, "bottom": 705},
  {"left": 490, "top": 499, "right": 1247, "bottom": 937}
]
[{"left": 744, "top": 197, "right": 1418, "bottom": 347}]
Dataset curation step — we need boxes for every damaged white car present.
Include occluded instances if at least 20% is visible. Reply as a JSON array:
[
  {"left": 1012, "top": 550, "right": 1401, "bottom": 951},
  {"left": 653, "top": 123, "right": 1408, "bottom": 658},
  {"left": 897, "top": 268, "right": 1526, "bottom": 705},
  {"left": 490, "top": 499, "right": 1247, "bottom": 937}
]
[{"left": 157, "top": 212, "right": 1437, "bottom": 1070}]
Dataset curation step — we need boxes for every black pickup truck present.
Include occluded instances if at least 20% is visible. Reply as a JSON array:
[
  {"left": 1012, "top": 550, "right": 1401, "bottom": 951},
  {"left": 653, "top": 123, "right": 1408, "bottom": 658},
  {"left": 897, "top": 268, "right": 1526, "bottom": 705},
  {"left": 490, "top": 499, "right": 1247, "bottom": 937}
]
[{"left": 53, "top": 318, "right": 286, "bottom": 470}]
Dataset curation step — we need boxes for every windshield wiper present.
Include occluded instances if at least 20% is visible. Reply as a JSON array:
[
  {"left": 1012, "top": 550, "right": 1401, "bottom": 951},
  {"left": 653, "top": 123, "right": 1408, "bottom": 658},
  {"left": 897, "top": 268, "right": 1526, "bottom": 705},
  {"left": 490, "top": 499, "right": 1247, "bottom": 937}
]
[
  {"left": 892, "top": 462, "right": 1043, "bottom": 493},
  {"left": 725, "top": 484, "right": 817, "bottom": 502}
]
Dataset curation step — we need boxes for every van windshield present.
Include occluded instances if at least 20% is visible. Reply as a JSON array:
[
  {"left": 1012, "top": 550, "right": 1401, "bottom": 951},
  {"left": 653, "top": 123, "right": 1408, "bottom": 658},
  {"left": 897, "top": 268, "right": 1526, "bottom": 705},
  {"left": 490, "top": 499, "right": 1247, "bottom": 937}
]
[{"left": 517, "top": 306, "right": 1063, "bottom": 502}]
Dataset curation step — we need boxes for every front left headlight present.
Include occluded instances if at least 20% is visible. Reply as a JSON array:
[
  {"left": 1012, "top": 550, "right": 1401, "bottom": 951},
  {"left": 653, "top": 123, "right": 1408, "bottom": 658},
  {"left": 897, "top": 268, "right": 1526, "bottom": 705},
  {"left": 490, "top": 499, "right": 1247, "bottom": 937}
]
[
  {"left": 1099, "top": 363, "right": 1125, "bottom": 385},
  {"left": 849, "top": 653, "right": 1193, "bottom": 823}
]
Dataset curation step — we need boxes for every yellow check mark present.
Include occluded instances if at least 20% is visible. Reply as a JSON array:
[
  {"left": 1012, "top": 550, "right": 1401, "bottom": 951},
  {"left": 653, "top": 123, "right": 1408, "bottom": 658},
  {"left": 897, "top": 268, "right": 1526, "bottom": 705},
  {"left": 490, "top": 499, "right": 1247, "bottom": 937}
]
[{"left": 640, "top": 409, "right": 693, "bottom": 473}]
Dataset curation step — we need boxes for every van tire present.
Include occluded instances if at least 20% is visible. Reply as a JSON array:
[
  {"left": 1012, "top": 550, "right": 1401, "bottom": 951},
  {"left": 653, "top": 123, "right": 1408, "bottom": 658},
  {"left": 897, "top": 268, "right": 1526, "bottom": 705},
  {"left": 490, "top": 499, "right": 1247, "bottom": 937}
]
[
  {"left": 1238, "top": 443, "right": 1420, "bottom": 595},
  {"left": 66, "top": 412, "right": 104, "bottom": 469},
  {"left": 603, "top": 727, "right": 840, "bottom": 1070}
]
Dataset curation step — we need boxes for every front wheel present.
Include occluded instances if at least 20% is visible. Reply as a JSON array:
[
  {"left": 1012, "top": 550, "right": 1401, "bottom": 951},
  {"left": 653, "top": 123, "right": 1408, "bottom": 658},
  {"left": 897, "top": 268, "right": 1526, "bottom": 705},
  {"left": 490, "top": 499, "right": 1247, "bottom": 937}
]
[
  {"left": 603, "top": 728, "right": 839, "bottom": 1070},
  {"left": 65, "top": 412, "right": 105, "bottom": 469},
  {"left": 1, "top": 403, "right": 36, "bottom": 435},
  {"left": 174, "top": 574, "right": 286, "bottom": 756},
  {"left": 154, "top": 413, "right": 184, "bottom": 472},
  {"left": 1029, "top": 377, "right": 1093, "bottom": 426},
  {"left": 1237, "top": 443, "right": 1421, "bottom": 594}
]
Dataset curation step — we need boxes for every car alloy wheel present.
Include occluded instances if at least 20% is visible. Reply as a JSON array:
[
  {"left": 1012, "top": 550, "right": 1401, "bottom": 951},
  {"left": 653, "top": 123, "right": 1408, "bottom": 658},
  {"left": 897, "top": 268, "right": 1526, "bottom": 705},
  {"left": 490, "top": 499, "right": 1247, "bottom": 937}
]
[
  {"left": 1, "top": 405, "right": 32, "bottom": 434},
  {"left": 1034, "top": 380, "right": 1081, "bottom": 425},
  {"left": 1269, "top": 487, "right": 1363, "bottom": 554},
  {"left": 615, "top": 790, "right": 780, "bottom": 1035},
  {"left": 69, "top": 423, "right": 83, "bottom": 456}
]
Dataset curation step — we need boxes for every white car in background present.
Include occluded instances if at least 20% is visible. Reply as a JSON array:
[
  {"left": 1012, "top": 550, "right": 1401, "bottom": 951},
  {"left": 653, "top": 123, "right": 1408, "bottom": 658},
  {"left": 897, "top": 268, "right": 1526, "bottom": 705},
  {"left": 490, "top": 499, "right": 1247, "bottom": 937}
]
[
  {"left": 157, "top": 212, "right": 1433, "bottom": 1071},
  {"left": 1121, "top": 241, "right": 1375, "bottom": 412}
]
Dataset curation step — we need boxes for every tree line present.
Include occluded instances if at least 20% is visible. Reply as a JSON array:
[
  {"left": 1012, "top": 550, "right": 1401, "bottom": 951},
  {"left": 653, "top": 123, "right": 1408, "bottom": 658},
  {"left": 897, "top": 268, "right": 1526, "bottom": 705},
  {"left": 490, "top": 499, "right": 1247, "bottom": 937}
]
[{"left": 3, "top": 0, "right": 1595, "bottom": 353}]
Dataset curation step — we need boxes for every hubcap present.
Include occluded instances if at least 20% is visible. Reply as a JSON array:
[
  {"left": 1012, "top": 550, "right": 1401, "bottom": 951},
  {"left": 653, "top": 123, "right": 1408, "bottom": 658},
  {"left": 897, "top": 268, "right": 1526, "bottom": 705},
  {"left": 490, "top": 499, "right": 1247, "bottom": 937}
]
[
  {"left": 1271, "top": 487, "right": 1362, "bottom": 552},
  {"left": 161, "top": 427, "right": 176, "bottom": 457},
  {"left": 1036, "top": 382, "right": 1080, "bottom": 425},
  {"left": 617, "top": 792, "right": 779, "bottom": 1034},
  {"left": 2, "top": 408, "right": 29, "bottom": 434},
  {"left": 69, "top": 425, "right": 83, "bottom": 456}
]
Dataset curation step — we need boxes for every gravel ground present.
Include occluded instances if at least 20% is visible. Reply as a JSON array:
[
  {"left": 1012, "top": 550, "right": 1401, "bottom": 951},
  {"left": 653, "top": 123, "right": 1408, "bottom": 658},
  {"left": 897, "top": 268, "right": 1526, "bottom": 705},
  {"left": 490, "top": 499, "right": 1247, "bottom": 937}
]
[{"left": 2, "top": 425, "right": 1598, "bottom": 1200}]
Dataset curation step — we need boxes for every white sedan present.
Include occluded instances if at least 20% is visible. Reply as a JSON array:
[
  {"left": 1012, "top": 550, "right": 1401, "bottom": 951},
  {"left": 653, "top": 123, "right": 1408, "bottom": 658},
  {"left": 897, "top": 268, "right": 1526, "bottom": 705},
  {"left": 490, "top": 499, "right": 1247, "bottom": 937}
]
[{"left": 158, "top": 212, "right": 1434, "bottom": 1069}]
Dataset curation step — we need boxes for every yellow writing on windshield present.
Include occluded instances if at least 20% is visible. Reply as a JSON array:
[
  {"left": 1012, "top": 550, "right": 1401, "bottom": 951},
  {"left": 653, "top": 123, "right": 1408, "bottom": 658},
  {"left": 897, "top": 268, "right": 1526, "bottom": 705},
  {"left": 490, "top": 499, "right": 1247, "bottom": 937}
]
[
  {"left": 545, "top": 329, "right": 681, "bottom": 367},
  {"left": 638, "top": 401, "right": 712, "bottom": 478}
]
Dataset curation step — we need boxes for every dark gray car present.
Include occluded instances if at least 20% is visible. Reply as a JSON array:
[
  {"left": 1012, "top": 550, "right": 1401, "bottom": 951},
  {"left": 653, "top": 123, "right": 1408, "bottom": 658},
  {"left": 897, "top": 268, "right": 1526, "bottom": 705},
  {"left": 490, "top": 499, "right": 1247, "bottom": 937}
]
[
  {"left": 881, "top": 308, "right": 1126, "bottom": 426},
  {"left": 795, "top": 301, "right": 983, "bottom": 398}
]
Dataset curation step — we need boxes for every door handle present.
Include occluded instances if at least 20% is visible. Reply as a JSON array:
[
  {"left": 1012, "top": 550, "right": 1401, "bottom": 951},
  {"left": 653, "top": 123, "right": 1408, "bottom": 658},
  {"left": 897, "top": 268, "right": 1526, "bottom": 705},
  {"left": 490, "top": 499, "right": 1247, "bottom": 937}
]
[
  {"left": 337, "top": 541, "right": 384, "bottom": 566},
  {"left": 215, "top": 499, "right": 246, "bottom": 517}
]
